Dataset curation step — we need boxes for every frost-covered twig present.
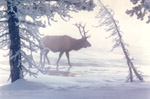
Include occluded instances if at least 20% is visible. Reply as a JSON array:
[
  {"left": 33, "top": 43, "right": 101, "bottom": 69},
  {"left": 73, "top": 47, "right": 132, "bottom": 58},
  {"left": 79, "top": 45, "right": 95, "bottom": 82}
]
[
  {"left": 96, "top": 0, "right": 144, "bottom": 82},
  {"left": 0, "top": 0, "right": 95, "bottom": 81},
  {"left": 21, "top": 50, "right": 50, "bottom": 76},
  {"left": 126, "top": 0, "right": 150, "bottom": 23}
]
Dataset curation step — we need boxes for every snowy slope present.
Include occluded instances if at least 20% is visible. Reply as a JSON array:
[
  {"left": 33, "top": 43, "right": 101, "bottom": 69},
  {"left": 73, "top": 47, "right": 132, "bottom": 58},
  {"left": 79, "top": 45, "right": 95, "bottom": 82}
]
[{"left": 0, "top": 76, "right": 150, "bottom": 99}]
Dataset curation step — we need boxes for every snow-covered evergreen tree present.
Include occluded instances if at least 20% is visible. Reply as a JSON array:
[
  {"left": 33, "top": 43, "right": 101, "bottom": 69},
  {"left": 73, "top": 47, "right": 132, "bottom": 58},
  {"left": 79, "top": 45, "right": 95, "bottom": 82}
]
[
  {"left": 96, "top": 0, "right": 143, "bottom": 82},
  {"left": 0, "top": 0, "right": 95, "bottom": 82},
  {"left": 127, "top": 0, "right": 150, "bottom": 23}
]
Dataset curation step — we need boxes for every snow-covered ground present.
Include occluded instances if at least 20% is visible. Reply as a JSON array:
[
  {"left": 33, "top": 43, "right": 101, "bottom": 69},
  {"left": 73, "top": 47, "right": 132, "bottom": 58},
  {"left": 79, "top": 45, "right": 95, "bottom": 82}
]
[
  {"left": 0, "top": 46, "right": 150, "bottom": 99},
  {"left": 0, "top": 79, "right": 150, "bottom": 99}
]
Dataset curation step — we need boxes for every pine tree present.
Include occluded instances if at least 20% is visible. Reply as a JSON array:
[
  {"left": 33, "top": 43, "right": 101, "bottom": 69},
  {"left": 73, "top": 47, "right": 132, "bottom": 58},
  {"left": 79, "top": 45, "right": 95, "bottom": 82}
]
[
  {"left": 96, "top": 0, "right": 143, "bottom": 82},
  {"left": 0, "top": 0, "right": 95, "bottom": 83},
  {"left": 127, "top": 0, "right": 150, "bottom": 23}
]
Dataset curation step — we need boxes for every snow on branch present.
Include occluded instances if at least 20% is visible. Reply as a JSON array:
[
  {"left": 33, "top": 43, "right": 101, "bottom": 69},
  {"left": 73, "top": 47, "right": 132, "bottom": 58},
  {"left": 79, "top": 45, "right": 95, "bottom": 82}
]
[
  {"left": 20, "top": 20, "right": 46, "bottom": 28},
  {"left": 96, "top": 0, "right": 144, "bottom": 82},
  {"left": 21, "top": 50, "right": 50, "bottom": 77},
  {"left": 0, "top": 0, "right": 95, "bottom": 78},
  {"left": 45, "top": 0, "right": 95, "bottom": 11},
  {"left": 126, "top": 0, "right": 150, "bottom": 23},
  {"left": 16, "top": 0, "right": 95, "bottom": 25}
]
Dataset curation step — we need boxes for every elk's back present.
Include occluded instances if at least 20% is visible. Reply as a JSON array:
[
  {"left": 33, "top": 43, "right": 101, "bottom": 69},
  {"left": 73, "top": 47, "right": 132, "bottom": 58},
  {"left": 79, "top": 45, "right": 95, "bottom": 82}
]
[{"left": 42, "top": 35, "right": 76, "bottom": 52}]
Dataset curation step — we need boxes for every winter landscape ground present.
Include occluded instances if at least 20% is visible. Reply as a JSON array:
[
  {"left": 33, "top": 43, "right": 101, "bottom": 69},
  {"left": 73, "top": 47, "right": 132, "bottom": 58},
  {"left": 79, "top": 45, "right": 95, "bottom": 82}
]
[{"left": 0, "top": 46, "right": 150, "bottom": 99}]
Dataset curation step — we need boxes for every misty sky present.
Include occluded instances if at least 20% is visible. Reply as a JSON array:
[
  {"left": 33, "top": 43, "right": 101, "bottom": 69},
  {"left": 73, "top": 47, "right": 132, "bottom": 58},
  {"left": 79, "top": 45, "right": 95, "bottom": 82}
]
[
  {"left": 40, "top": 0, "right": 150, "bottom": 53},
  {"left": 0, "top": 0, "right": 149, "bottom": 65}
]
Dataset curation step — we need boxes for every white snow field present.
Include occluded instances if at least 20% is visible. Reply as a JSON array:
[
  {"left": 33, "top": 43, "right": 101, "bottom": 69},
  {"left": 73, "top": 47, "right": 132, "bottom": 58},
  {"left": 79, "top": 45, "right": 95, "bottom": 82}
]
[{"left": 0, "top": 47, "right": 150, "bottom": 99}]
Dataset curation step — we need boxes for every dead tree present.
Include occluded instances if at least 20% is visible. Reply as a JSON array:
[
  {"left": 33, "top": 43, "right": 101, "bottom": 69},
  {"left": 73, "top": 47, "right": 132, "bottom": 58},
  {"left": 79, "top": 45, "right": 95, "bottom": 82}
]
[{"left": 96, "top": 0, "right": 144, "bottom": 82}]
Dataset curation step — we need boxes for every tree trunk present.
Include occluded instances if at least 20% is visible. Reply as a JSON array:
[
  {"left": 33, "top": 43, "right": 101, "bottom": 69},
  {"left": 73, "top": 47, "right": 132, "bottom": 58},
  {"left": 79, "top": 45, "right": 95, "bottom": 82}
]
[{"left": 7, "top": 1, "right": 23, "bottom": 83}]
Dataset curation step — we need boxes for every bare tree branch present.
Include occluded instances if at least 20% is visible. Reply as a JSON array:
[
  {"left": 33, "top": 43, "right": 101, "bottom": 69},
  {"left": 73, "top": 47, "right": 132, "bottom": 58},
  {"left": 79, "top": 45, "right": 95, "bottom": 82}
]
[{"left": 96, "top": 0, "right": 144, "bottom": 82}]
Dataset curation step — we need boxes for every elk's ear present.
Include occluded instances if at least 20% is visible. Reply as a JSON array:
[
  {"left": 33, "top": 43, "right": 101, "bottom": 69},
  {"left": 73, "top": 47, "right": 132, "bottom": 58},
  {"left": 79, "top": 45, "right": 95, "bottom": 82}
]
[
  {"left": 86, "top": 35, "right": 91, "bottom": 39},
  {"left": 82, "top": 35, "right": 91, "bottom": 39}
]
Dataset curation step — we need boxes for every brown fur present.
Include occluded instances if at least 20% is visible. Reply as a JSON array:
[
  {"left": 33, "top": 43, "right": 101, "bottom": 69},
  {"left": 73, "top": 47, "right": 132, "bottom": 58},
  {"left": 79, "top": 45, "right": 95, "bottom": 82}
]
[{"left": 40, "top": 35, "right": 91, "bottom": 71}]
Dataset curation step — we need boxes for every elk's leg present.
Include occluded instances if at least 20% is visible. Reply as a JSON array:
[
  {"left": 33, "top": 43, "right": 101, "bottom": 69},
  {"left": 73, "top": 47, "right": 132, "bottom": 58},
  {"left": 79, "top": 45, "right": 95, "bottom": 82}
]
[
  {"left": 65, "top": 52, "right": 72, "bottom": 71},
  {"left": 56, "top": 51, "right": 64, "bottom": 70},
  {"left": 40, "top": 51, "right": 43, "bottom": 66},
  {"left": 40, "top": 50, "right": 46, "bottom": 67},
  {"left": 45, "top": 50, "right": 50, "bottom": 65}
]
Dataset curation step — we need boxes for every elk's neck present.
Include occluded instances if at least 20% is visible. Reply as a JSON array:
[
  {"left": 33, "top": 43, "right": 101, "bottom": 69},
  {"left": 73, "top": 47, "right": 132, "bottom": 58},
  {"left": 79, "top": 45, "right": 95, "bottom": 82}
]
[{"left": 72, "top": 39, "right": 83, "bottom": 51}]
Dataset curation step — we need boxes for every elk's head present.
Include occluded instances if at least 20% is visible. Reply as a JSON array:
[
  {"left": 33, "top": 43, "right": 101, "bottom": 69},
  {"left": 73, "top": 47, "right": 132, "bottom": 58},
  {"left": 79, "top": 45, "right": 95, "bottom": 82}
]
[
  {"left": 80, "top": 36, "right": 91, "bottom": 48},
  {"left": 75, "top": 23, "right": 91, "bottom": 48}
]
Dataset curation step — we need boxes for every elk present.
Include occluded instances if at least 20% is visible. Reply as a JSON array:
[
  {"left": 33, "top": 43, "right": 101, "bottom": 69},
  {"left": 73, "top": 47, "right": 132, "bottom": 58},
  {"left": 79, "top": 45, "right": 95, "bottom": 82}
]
[{"left": 40, "top": 23, "right": 91, "bottom": 71}]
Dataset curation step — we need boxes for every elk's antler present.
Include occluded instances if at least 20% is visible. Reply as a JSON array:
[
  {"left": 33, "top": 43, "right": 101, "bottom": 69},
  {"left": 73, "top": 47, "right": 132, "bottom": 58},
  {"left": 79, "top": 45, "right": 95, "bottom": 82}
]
[{"left": 74, "top": 23, "right": 90, "bottom": 38}]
